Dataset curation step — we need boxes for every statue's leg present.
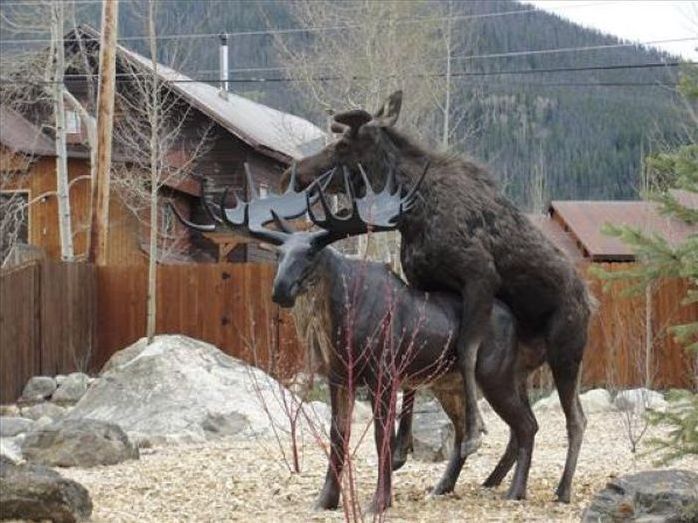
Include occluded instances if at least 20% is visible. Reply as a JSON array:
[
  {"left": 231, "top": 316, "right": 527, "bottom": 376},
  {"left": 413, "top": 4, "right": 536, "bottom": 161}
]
[
  {"left": 315, "top": 382, "right": 353, "bottom": 510},
  {"left": 456, "top": 279, "right": 497, "bottom": 457},
  {"left": 367, "top": 386, "right": 395, "bottom": 513},
  {"left": 482, "top": 429, "right": 518, "bottom": 488},
  {"left": 547, "top": 308, "right": 587, "bottom": 503},
  {"left": 479, "top": 357, "right": 538, "bottom": 499},
  {"left": 392, "top": 388, "right": 415, "bottom": 471},
  {"left": 430, "top": 383, "right": 466, "bottom": 495}
]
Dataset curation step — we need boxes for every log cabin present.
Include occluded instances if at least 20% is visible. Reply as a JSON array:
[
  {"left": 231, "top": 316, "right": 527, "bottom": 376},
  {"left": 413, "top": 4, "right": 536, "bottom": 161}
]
[{"left": 0, "top": 24, "right": 325, "bottom": 267}]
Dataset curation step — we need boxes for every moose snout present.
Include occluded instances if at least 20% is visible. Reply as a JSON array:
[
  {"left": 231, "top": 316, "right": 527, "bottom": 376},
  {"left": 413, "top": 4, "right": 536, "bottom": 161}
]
[{"left": 272, "top": 280, "right": 298, "bottom": 308}]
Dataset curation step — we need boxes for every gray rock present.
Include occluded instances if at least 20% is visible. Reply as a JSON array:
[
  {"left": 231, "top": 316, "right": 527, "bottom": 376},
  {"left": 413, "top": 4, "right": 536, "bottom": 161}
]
[
  {"left": 21, "top": 401, "right": 66, "bottom": 421},
  {"left": 580, "top": 388, "right": 614, "bottom": 414},
  {"left": 21, "top": 376, "right": 57, "bottom": 401},
  {"left": 0, "top": 416, "right": 35, "bottom": 437},
  {"left": 534, "top": 391, "right": 561, "bottom": 411},
  {"left": 69, "top": 335, "right": 328, "bottom": 444},
  {"left": 583, "top": 469, "right": 698, "bottom": 522},
  {"left": 411, "top": 400, "right": 454, "bottom": 462},
  {"left": 22, "top": 418, "right": 138, "bottom": 468},
  {"left": 0, "top": 437, "right": 23, "bottom": 464},
  {"left": 0, "top": 405, "right": 20, "bottom": 417},
  {"left": 0, "top": 461, "right": 92, "bottom": 522},
  {"left": 615, "top": 388, "right": 668, "bottom": 413},
  {"left": 55, "top": 374, "right": 68, "bottom": 386},
  {"left": 52, "top": 372, "right": 90, "bottom": 404},
  {"left": 201, "top": 412, "right": 248, "bottom": 438}
]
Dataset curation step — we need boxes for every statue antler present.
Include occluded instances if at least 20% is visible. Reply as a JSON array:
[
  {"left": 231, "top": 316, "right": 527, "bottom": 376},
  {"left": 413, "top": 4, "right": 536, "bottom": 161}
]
[{"left": 307, "top": 161, "right": 428, "bottom": 248}]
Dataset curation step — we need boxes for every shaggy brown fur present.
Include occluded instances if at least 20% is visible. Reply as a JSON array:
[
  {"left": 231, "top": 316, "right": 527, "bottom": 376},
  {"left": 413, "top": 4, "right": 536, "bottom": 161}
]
[{"left": 284, "top": 91, "right": 592, "bottom": 503}]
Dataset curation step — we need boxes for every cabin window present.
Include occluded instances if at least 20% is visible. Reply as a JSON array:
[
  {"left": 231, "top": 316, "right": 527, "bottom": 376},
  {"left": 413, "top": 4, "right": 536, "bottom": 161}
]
[
  {"left": 0, "top": 191, "right": 29, "bottom": 257},
  {"left": 65, "top": 110, "right": 81, "bottom": 134},
  {"left": 161, "top": 202, "right": 176, "bottom": 237}
]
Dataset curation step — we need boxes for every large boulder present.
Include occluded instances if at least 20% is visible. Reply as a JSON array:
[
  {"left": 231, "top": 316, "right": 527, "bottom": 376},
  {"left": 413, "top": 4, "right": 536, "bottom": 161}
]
[
  {"left": 533, "top": 390, "right": 560, "bottom": 412},
  {"left": 579, "top": 388, "right": 614, "bottom": 414},
  {"left": 52, "top": 372, "right": 90, "bottom": 404},
  {"left": 21, "top": 376, "right": 57, "bottom": 402},
  {"left": 21, "top": 418, "right": 138, "bottom": 467},
  {"left": 582, "top": 470, "right": 698, "bottom": 522},
  {"left": 411, "top": 400, "right": 454, "bottom": 462},
  {"left": 0, "top": 416, "right": 34, "bottom": 437},
  {"left": 68, "top": 335, "right": 329, "bottom": 446},
  {"left": 614, "top": 388, "right": 668, "bottom": 412},
  {"left": 21, "top": 402, "right": 67, "bottom": 421},
  {"left": 0, "top": 461, "right": 92, "bottom": 522}
]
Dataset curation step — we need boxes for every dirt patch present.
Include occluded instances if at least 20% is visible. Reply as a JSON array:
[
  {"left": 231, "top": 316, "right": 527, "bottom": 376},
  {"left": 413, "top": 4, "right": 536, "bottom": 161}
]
[{"left": 60, "top": 409, "right": 697, "bottom": 522}]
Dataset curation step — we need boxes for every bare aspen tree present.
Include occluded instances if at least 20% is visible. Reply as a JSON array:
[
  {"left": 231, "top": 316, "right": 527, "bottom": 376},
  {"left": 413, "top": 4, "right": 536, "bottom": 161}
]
[
  {"left": 51, "top": 1, "right": 74, "bottom": 260},
  {"left": 111, "top": 0, "right": 211, "bottom": 343}
]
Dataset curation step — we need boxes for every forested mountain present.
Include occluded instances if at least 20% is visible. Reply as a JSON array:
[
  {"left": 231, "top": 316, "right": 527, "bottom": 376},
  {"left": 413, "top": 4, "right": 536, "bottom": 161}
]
[{"left": 1, "top": 0, "right": 689, "bottom": 206}]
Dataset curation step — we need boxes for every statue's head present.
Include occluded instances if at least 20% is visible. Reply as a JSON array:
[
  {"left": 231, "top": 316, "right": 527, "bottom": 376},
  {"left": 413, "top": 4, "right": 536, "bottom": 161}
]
[{"left": 281, "top": 91, "right": 404, "bottom": 193}]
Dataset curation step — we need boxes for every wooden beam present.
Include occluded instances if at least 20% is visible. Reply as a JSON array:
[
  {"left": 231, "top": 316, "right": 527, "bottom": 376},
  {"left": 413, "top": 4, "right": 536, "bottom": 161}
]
[{"left": 88, "top": 0, "right": 119, "bottom": 265}]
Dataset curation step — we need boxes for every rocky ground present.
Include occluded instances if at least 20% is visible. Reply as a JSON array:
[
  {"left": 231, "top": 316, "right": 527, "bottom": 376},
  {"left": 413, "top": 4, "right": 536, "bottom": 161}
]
[{"left": 59, "top": 408, "right": 697, "bottom": 522}]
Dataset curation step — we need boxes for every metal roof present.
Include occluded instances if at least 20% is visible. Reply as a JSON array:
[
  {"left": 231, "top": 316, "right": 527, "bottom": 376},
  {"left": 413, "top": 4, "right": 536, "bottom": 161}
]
[
  {"left": 74, "top": 25, "right": 326, "bottom": 163},
  {"left": 526, "top": 213, "right": 585, "bottom": 263},
  {"left": 0, "top": 105, "right": 56, "bottom": 157},
  {"left": 550, "top": 196, "right": 696, "bottom": 261}
]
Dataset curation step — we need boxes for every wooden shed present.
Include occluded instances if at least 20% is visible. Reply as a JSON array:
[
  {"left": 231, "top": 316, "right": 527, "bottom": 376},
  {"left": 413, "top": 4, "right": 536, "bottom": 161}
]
[{"left": 527, "top": 198, "right": 697, "bottom": 389}]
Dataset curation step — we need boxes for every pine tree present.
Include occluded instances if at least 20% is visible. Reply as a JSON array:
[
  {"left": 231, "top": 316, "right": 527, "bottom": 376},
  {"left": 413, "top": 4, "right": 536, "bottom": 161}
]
[{"left": 598, "top": 64, "right": 697, "bottom": 462}]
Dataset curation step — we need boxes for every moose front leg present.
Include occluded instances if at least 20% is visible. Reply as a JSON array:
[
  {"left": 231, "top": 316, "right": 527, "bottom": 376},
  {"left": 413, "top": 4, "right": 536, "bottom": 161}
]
[
  {"left": 316, "top": 382, "right": 353, "bottom": 510},
  {"left": 456, "top": 273, "right": 498, "bottom": 458},
  {"left": 367, "top": 386, "right": 396, "bottom": 513},
  {"left": 392, "top": 388, "right": 415, "bottom": 471}
]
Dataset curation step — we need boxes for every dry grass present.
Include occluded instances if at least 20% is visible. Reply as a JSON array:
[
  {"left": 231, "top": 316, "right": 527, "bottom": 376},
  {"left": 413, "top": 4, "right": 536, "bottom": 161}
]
[{"left": 60, "top": 408, "right": 698, "bottom": 522}]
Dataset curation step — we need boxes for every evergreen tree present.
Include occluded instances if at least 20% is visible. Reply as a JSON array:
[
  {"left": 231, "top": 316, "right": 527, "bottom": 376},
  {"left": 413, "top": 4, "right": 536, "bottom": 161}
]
[{"left": 599, "top": 64, "right": 697, "bottom": 462}]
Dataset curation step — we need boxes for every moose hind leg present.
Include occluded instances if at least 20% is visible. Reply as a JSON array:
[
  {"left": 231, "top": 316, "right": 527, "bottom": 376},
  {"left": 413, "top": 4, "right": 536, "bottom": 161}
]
[
  {"left": 367, "top": 387, "right": 395, "bottom": 513},
  {"left": 430, "top": 384, "right": 466, "bottom": 495},
  {"left": 456, "top": 286, "right": 497, "bottom": 457},
  {"left": 392, "top": 389, "right": 415, "bottom": 471},
  {"left": 482, "top": 429, "right": 518, "bottom": 488},
  {"left": 547, "top": 311, "right": 587, "bottom": 504},
  {"left": 315, "top": 383, "right": 353, "bottom": 510},
  {"left": 551, "top": 358, "right": 586, "bottom": 503}
]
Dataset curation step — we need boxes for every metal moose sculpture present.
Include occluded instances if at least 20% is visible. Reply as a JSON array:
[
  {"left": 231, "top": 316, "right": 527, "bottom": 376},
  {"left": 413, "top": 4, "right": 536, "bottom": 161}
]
[
  {"left": 282, "top": 91, "right": 593, "bottom": 503},
  {"left": 174, "top": 165, "right": 583, "bottom": 512}
]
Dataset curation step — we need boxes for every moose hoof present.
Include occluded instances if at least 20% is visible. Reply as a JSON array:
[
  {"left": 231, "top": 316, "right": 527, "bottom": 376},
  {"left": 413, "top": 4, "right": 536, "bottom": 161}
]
[
  {"left": 431, "top": 482, "right": 454, "bottom": 496},
  {"left": 505, "top": 488, "right": 526, "bottom": 501},
  {"left": 392, "top": 454, "right": 408, "bottom": 471},
  {"left": 460, "top": 434, "right": 482, "bottom": 458},
  {"left": 366, "top": 495, "right": 391, "bottom": 514},
  {"left": 314, "top": 490, "right": 340, "bottom": 511},
  {"left": 482, "top": 476, "right": 502, "bottom": 489}
]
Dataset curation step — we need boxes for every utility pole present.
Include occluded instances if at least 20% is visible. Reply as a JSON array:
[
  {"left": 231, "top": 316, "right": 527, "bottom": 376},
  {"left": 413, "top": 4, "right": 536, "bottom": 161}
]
[{"left": 88, "top": 0, "right": 119, "bottom": 265}]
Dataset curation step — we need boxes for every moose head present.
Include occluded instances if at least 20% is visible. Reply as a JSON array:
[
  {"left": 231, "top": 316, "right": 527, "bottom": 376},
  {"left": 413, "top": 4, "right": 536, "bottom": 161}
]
[
  {"left": 281, "top": 91, "right": 406, "bottom": 193},
  {"left": 173, "top": 162, "right": 425, "bottom": 307}
]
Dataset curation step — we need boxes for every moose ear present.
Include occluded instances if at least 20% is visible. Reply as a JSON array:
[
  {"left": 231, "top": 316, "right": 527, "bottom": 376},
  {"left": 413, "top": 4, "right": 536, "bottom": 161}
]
[
  {"left": 332, "top": 109, "right": 373, "bottom": 137},
  {"left": 374, "top": 90, "right": 402, "bottom": 127}
]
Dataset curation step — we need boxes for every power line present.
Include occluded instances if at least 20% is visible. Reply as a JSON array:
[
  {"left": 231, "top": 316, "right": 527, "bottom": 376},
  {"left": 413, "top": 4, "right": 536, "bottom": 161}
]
[
  {"left": 1, "top": 60, "right": 689, "bottom": 86},
  {"left": 0, "top": 1, "right": 615, "bottom": 44}
]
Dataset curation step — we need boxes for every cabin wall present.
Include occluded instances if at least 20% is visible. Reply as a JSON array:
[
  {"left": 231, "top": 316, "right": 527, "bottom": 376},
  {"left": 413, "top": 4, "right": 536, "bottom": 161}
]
[{"left": 1, "top": 147, "right": 148, "bottom": 265}]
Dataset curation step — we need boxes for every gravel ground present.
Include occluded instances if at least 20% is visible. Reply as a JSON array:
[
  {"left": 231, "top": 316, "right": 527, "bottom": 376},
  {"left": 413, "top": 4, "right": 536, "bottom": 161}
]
[{"left": 60, "top": 408, "right": 697, "bottom": 522}]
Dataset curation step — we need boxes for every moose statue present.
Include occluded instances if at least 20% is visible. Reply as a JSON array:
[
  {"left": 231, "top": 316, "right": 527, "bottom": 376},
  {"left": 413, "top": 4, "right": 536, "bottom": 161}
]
[
  {"left": 174, "top": 164, "right": 587, "bottom": 512},
  {"left": 283, "top": 90, "right": 593, "bottom": 503}
]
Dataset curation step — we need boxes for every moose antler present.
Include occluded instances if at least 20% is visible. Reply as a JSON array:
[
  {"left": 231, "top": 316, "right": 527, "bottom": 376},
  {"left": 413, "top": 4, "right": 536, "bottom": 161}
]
[
  {"left": 308, "top": 161, "right": 429, "bottom": 247},
  {"left": 171, "top": 162, "right": 334, "bottom": 245}
]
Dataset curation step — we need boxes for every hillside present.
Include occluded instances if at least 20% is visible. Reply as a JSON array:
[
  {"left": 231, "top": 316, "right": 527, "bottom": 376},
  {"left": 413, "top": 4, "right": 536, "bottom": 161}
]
[{"left": 1, "top": 0, "right": 688, "bottom": 206}]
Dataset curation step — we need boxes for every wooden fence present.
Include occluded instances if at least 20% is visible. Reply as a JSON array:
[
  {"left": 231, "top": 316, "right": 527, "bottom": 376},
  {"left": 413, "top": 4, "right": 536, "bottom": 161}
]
[
  {"left": 0, "top": 261, "right": 95, "bottom": 403},
  {"left": 1, "top": 260, "right": 696, "bottom": 403},
  {"left": 581, "top": 263, "right": 697, "bottom": 390},
  {"left": 94, "top": 263, "right": 303, "bottom": 377}
]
